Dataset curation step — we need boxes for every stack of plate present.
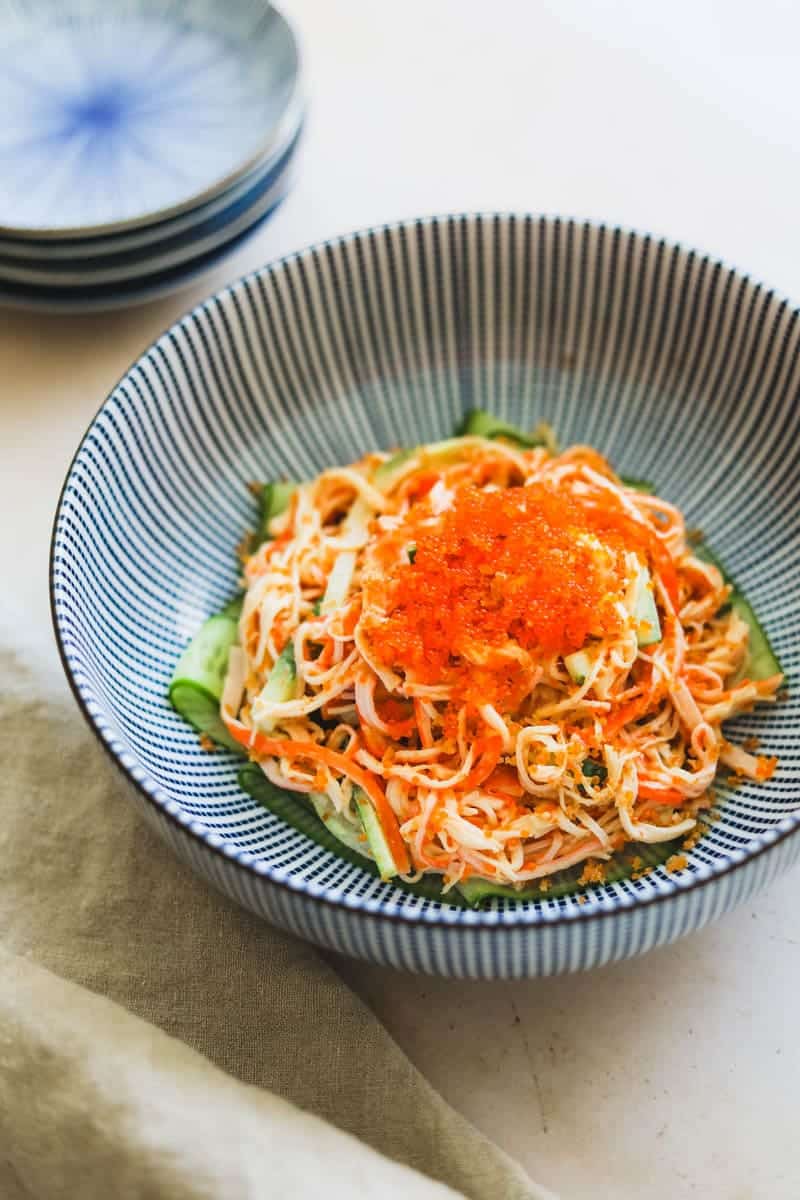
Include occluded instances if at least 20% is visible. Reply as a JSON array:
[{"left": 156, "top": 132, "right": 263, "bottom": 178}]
[{"left": 0, "top": 0, "right": 302, "bottom": 311}]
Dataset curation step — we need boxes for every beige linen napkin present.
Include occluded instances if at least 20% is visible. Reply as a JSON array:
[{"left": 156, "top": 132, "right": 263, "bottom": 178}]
[
  {"left": 0, "top": 647, "right": 552, "bottom": 1200},
  {"left": 0, "top": 948, "right": 461, "bottom": 1200}
]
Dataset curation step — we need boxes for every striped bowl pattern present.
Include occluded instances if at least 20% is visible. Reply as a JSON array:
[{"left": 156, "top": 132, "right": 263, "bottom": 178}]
[{"left": 51, "top": 215, "right": 800, "bottom": 978}]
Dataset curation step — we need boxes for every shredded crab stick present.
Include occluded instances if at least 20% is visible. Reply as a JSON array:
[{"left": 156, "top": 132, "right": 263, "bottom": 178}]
[{"left": 171, "top": 410, "right": 784, "bottom": 897}]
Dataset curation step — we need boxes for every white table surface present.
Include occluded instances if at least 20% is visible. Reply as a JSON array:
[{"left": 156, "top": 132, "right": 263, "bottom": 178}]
[{"left": 2, "top": 2, "right": 799, "bottom": 1197}]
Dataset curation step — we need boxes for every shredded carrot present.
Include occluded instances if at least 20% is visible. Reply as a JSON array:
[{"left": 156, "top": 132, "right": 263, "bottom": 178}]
[
  {"left": 361, "top": 726, "right": 388, "bottom": 757},
  {"left": 225, "top": 723, "right": 410, "bottom": 873},
  {"left": 485, "top": 765, "right": 525, "bottom": 798},
  {"left": 604, "top": 693, "right": 650, "bottom": 738},
  {"left": 637, "top": 784, "right": 687, "bottom": 807},
  {"left": 461, "top": 735, "right": 503, "bottom": 791}
]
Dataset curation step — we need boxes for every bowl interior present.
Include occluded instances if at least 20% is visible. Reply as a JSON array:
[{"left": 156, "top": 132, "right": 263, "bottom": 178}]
[{"left": 52, "top": 216, "right": 800, "bottom": 925}]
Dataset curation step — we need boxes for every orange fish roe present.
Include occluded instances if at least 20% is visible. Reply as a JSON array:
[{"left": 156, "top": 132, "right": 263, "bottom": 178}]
[{"left": 366, "top": 482, "right": 635, "bottom": 709}]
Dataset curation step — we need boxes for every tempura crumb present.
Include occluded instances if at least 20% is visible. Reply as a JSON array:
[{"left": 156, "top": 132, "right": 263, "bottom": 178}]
[
  {"left": 756, "top": 755, "right": 777, "bottom": 781},
  {"left": 666, "top": 853, "right": 688, "bottom": 873},
  {"left": 577, "top": 895, "right": 587, "bottom": 905},
  {"left": 578, "top": 860, "right": 606, "bottom": 885},
  {"left": 538, "top": 878, "right": 552, "bottom": 893},
  {"left": 236, "top": 533, "right": 252, "bottom": 564},
  {"left": 682, "top": 823, "right": 707, "bottom": 852},
  {"left": 199, "top": 733, "right": 216, "bottom": 753}
]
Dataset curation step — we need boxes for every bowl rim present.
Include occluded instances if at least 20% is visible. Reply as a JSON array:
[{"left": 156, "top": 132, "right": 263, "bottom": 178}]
[
  {"left": 50, "top": 211, "right": 800, "bottom": 931},
  {"left": 0, "top": 2, "right": 303, "bottom": 242}
]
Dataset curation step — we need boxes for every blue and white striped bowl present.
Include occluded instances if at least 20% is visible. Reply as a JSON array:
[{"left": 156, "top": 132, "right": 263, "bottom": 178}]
[{"left": 51, "top": 216, "right": 800, "bottom": 978}]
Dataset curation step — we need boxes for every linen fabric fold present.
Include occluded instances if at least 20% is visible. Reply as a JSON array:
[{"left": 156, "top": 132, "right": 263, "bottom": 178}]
[{"left": 0, "top": 650, "right": 551, "bottom": 1200}]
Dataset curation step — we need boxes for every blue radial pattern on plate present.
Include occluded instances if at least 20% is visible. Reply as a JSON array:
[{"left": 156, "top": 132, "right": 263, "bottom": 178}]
[
  {"left": 0, "top": 0, "right": 299, "bottom": 234},
  {"left": 0, "top": 125, "right": 302, "bottom": 287}
]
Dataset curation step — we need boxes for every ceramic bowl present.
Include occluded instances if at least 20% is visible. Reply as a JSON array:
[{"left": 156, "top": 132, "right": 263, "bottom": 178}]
[
  {"left": 0, "top": 0, "right": 301, "bottom": 238},
  {"left": 0, "top": 124, "right": 301, "bottom": 298},
  {"left": 51, "top": 215, "right": 800, "bottom": 978},
  {"left": 0, "top": 92, "right": 304, "bottom": 263}
]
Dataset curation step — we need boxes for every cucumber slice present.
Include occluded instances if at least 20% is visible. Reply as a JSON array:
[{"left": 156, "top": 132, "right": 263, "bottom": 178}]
[
  {"left": 267, "top": 480, "right": 298, "bottom": 517},
  {"left": 170, "top": 614, "right": 237, "bottom": 700},
  {"left": 354, "top": 787, "right": 400, "bottom": 880},
  {"left": 321, "top": 550, "right": 356, "bottom": 613},
  {"left": 261, "top": 641, "right": 296, "bottom": 702},
  {"left": 252, "top": 641, "right": 297, "bottom": 732},
  {"left": 169, "top": 612, "right": 242, "bottom": 752},
  {"left": 374, "top": 450, "right": 415, "bottom": 491},
  {"left": 249, "top": 480, "right": 298, "bottom": 553},
  {"left": 455, "top": 409, "right": 548, "bottom": 448},
  {"left": 238, "top": 765, "right": 465, "bottom": 904},
  {"left": 564, "top": 647, "right": 595, "bottom": 685},
  {"left": 458, "top": 877, "right": 543, "bottom": 904},
  {"left": 634, "top": 565, "right": 662, "bottom": 646},
  {"left": 619, "top": 476, "right": 654, "bottom": 494},
  {"left": 457, "top": 838, "right": 682, "bottom": 906},
  {"left": 418, "top": 436, "right": 471, "bottom": 458},
  {"left": 693, "top": 542, "right": 782, "bottom": 681},
  {"left": 169, "top": 682, "right": 242, "bottom": 752},
  {"left": 308, "top": 792, "right": 370, "bottom": 856},
  {"left": 220, "top": 594, "right": 244, "bottom": 621}
]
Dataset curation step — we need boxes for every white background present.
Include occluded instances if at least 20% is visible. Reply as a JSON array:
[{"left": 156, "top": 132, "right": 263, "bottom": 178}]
[{"left": 2, "top": 2, "right": 799, "bottom": 1197}]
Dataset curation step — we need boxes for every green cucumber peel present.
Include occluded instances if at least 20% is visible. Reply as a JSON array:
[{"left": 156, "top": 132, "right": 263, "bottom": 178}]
[
  {"left": 308, "top": 792, "right": 370, "bottom": 856},
  {"left": 457, "top": 838, "right": 683, "bottom": 906},
  {"left": 238, "top": 765, "right": 466, "bottom": 905},
  {"left": 169, "top": 609, "right": 243, "bottom": 752},
  {"left": 455, "top": 409, "right": 549, "bottom": 448},
  {"left": 354, "top": 787, "right": 400, "bottom": 880},
  {"left": 619, "top": 476, "right": 654, "bottom": 493},
  {"left": 248, "top": 480, "right": 298, "bottom": 554}
]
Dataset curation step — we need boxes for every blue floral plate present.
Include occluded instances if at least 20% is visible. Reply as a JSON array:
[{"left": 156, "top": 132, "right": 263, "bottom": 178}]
[{"left": 50, "top": 216, "right": 800, "bottom": 977}]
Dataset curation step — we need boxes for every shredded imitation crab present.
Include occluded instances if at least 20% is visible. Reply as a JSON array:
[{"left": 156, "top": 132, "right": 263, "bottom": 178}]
[{"left": 220, "top": 436, "right": 782, "bottom": 889}]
